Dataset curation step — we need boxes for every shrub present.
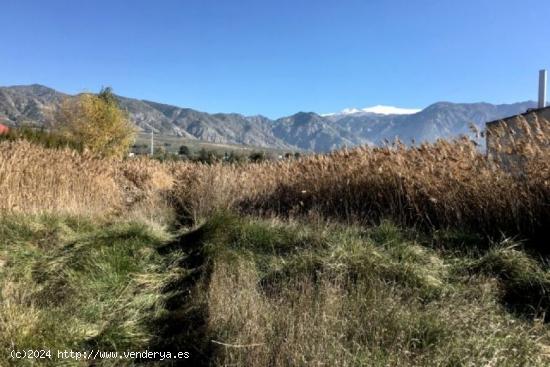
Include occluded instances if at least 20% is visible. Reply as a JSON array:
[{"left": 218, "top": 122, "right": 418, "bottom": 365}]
[
  {"left": 178, "top": 145, "right": 191, "bottom": 156},
  {"left": 53, "top": 87, "right": 136, "bottom": 158},
  {"left": 249, "top": 151, "right": 267, "bottom": 162}
]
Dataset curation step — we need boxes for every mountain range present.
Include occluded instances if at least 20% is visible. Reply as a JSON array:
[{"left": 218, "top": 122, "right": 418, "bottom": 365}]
[{"left": 0, "top": 84, "right": 537, "bottom": 152}]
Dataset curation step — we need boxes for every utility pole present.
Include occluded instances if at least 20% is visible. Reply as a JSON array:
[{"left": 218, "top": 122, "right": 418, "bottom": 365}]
[
  {"left": 143, "top": 122, "right": 155, "bottom": 156},
  {"left": 150, "top": 128, "right": 154, "bottom": 156},
  {"left": 539, "top": 69, "right": 547, "bottom": 109}
]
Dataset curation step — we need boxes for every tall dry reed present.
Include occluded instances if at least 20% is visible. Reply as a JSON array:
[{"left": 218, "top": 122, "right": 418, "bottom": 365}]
[
  {"left": 172, "top": 121, "right": 549, "bottom": 241},
  {"left": 2, "top": 116, "right": 548, "bottom": 241},
  {"left": 0, "top": 140, "right": 173, "bottom": 218}
]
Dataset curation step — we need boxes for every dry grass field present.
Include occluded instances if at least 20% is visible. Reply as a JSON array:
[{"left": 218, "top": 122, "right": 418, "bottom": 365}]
[{"left": 0, "top": 118, "right": 549, "bottom": 365}]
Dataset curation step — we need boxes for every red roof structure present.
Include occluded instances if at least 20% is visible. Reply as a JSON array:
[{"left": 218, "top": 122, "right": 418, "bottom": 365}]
[{"left": 0, "top": 123, "right": 9, "bottom": 135}]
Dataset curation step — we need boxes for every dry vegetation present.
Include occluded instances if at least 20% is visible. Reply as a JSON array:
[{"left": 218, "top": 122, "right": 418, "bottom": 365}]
[
  {"left": 172, "top": 136, "right": 549, "bottom": 243},
  {"left": 0, "top": 140, "right": 173, "bottom": 221},
  {"left": 0, "top": 116, "right": 549, "bottom": 366},
  {"left": 3, "top": 116, "right": 548, "bottom": 239}
]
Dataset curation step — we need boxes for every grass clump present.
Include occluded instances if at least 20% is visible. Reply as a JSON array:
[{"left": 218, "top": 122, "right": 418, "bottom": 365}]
[
  {"left": 0, "top": 213, "right": 174, "bottom": 366},
  {"left": 176, "top": 213, "right": 549, "bottom": 366},
  {"left": 471, "top": 243, "right": 550, "bottom": 319}
]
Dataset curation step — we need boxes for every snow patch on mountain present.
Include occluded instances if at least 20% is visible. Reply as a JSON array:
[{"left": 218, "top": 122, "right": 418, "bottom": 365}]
[{"left": 323, "top": 105, "right": 422, "bottom": 116}]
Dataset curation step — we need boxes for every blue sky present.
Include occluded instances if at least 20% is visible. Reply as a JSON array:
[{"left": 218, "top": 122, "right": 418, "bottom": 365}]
[{"left": 1, "top": 0, "right": 549, "bottom": 118}]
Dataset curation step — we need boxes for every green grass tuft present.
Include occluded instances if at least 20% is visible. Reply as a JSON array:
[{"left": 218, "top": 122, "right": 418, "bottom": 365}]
[
  {"left": 471, "top": 243, "right": 550, "bottom": 319},
  {"left": 0, "top": 214, "right": 174, "bottom": 366}
]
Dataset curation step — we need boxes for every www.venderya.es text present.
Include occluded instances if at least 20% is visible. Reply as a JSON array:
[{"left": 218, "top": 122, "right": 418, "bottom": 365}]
[{"left": 11, "top": 349, "right": 190, "bottom": 361}]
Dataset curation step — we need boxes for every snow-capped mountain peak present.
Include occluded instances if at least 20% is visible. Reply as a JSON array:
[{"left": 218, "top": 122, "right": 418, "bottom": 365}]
[
  {"left": 360, "top": 105, "right": 421, "bottom": 115},
  {"left": 323, "top": 105, "right": 422, "bottom": 116}
]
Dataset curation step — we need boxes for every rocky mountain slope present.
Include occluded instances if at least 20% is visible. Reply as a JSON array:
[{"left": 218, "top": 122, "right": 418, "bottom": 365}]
[
  {"left": 0, "top": 85, "right": 292, "bottom": 149},
  {"left": 0, "top": 84, "right": 537, "bottom": 152}
]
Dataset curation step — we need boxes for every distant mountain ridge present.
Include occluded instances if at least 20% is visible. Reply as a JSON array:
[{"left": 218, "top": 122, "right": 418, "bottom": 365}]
[
  {"left": 0, "top": 84, "right": 537, "bottom": 152},
  {"left": 0, "top": 84, "right": 293, "bottom": 150}
]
